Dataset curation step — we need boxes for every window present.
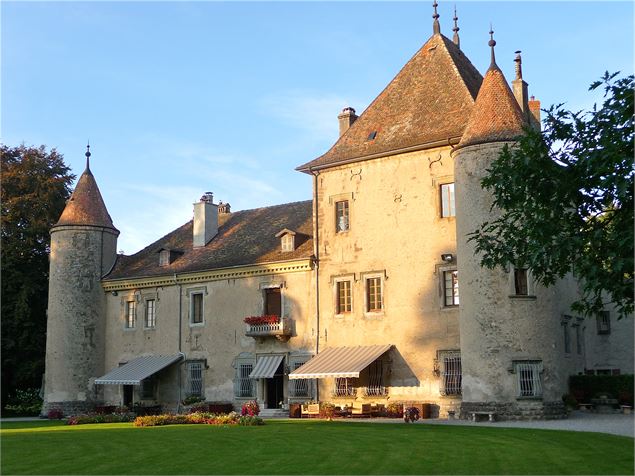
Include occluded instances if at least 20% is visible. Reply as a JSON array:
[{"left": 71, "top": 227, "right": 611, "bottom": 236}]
[
  {"left": 440, "top": 183, "right": 455, "bottom": 217},
  {"left": 443, "top": 270, "right": 459, "bottom": 307},
  {"left": 145, "top": 299, "right": 156, "bottom": 328},
  {"left": 597, "top": 311, "right": 610, "bottom": 335},
  {"left": 141, "top": 378, "right": 154, "bottom": 399},
  {"left": 159, "top": 249, "right": 170, "bottom": 266},
  {"left": 562, "top": 320, "right": 571, "bottom": 353},
  {"left": 186, "top": 361, "right": 204, "bottom": 397},
  {"left": 265, "top": 287, "right": 282, "bottom": 317},
  {"left": 439, "top": 351, "right": 462, "bottom": 396},
  {"left": 281, "top": 234, "right": 294, "bottom": 252},
  {"left": 125, "top": 301, "right": 136, "bottom": 329},
  {"left": 366, "top": 277, "right": 383, "bottom": 312},
  {"left": 514, "top": 268, "right": 528, "bottom": 295},
  {"left": 574, "top": 322, "right": 583, "bottom": 355},
  {"left": 190, "top": 292, "right": 204, "bottom": 325},
  {"left": 364, "top": 360, "right": 387, "bottom": 396},
  {"left": 332, "top": 378, "right": 357, "bottom": 397},
  {"left": 235, "top": 363, "right": 255, "bottom": 398},
  {"left": 335, "top": 200, "right": 349, "bottom": 232},
  {"left": 289, "top": 362, "right": 310, "bottom": 398},
  {"left": 336, "top": 280, "right": 352, "bottom": 314},
  {"left": 514, "top": 361, "right": 543, "bottom": 398}
]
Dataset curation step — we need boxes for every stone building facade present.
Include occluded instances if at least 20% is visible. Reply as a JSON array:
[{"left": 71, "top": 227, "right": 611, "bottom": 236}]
[{"left": 43, "top": 8, "right": 633, "bottom": 419}]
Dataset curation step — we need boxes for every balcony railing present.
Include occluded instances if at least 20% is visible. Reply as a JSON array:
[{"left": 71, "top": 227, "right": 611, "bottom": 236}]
[
  {"left": 245, "top": 317, "right": 292, "bottom": 340},
  {"left": 362, "top": 385, "right": 388, "bottom": 397},
  {"left": 332, "top": 386, "right": 357, "bottom": 397}
]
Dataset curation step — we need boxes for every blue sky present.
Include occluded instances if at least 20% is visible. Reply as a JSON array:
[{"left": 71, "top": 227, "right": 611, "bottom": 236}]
[{"left": 3, "top": 1, "right": 633, "bottom": 254}]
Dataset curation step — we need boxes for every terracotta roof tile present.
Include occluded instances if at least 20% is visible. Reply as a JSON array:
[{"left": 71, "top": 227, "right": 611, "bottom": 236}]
[
  {"left": 457, "top": 63, "right": 526, "bottom": 149},
  {"left": 297, "top": 34, "right": 483, "bottom": 172},
  {"left": 55, "top": 167, "right": 117, "bottom": 230},
  {"left": 105, "top": 200, "right": 313, "bottom": 280}
]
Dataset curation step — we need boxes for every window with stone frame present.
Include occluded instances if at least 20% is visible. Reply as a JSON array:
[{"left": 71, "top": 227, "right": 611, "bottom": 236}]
[
  {"left": 264, "top": 287, "right": 282, "bottom": 317},
  {"left": 443, "top": 270, "right": 459, "bottom": 307},
  {"left": 365, "top": 276, "right": 383, "bottom": 312},
  {"left": 289, "top": 361, "right": 311, "bottom": 398},
  {"left": 562, "top": 317, "right": 572, "bottom": 354},
  {"left": 190, "top": 292, "right": 204, "bottom": 325},
  {"left": 186, "top": 361, "right": 204, "bottom": 397},
  {"left": 234, "top": 361, "right": 255, "bottom": 398},
  {"left": 145, "top": 299, "right": 156, "bottom": 328},
  {"left": 438, "top": 350, "right": 462, "bottom": 396},
  {"left": 573, "top": 320, "right": 583, "bottom": 355},
  {"left": 125, "top": 300, "right": 136, "bottom": 329},
  {"left": 440, "top": 182, "right": 456, "bottom": 217},
  {"left": 513, "top": 361, "right": 543, "bottom": 398},
  {"left": 281, "top": 234, "right": 294, "bottom": 252},
  {"left": 335, "top": 279, "right": 352, "bottom": 314},
  {"left": 514, "top": 268, "right": 529, "bottom": 295},
  {"left": 597, "top": 311, "right": 611, "bottom": 335},
  {"left": 335, "top": 200, "right": 350, "bottom": 232}
]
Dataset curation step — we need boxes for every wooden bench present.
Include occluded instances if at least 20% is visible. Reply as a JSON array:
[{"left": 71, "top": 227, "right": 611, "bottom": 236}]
[
  {"left": 620, "top": 405, "right": 632, "bottom": 415},
  {"left": 301, "top": 403, "right": 320, "bottom": 418},
  {"left": 578, "top": 403, "right": 593, "bottom": 411},
  {"left": 447, "top": 410, "right": 456, "bottom": 419},
  {"left": 471, "top": 411, "right": 496, "bottom": 422},
  {"left": 351, "top": 403, "right": 372, "bottom": 418}
]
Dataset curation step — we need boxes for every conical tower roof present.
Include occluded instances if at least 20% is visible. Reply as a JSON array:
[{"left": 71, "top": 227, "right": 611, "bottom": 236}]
[
  {"left": 297, "top": 32, "right": 483, "bottom": 171},
  {"left": 457, "top": 59, "right": 525, "bottom": 149},
  {"left": 54, "top": 155, "right": 117, "bottom": 230}
]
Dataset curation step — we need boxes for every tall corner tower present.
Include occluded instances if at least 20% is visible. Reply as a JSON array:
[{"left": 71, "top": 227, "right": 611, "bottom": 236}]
[
  {"left": 452, "top": 34, "right": 566, "bottom": 420},
  {"left": 43, "top": 146, "right": 119, "bottom": 416}
]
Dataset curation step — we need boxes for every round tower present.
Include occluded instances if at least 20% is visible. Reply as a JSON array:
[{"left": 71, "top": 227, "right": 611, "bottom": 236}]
[
  {"left": 453, "top": 33, "right": 567, "bottom": 420},
  {"left": 43, "top": 146, "right": 119, "bottom": 416}
]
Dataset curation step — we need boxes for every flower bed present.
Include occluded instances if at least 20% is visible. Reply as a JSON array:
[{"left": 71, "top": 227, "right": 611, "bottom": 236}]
[
  {"left": 133, "top": 411, "right": 264, "bottom": 427},
  {"left": 67, "top": 412, "right": 135, "bottom": 425},
  {"left": 243, "top": 315, "right": 280, "bottom": 325}
]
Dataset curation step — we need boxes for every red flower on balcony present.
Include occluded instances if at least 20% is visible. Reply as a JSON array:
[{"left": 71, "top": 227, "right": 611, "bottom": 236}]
[{"left": 243, "top": 315, "right": 281, "bottom": 325}]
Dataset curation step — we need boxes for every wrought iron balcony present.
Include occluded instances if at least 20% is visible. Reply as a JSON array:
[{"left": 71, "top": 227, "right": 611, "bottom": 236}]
[{"left": 245, "top": 317, "right": 292, "bottom": 341}]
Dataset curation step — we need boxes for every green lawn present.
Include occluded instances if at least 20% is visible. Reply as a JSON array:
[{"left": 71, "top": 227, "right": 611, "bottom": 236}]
[{"left": 1, "top": 419, "right": 633, "bottom": 475}]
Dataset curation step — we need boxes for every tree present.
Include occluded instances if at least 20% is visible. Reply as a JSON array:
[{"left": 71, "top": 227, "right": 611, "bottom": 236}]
[
  {"left": 1, "top": 145, "right": 75, "bottom": 405},
  {"left": 469, "top": 72, "right": 634, "bottom": 319}
]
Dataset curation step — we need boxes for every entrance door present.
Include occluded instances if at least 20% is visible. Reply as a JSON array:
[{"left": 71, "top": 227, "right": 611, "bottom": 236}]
[
  {"left": 266, "top": 360, "right": 284, "bottom": 409},
  {"left": 123, "top": 385, "right": 133, "bottom": 407}
]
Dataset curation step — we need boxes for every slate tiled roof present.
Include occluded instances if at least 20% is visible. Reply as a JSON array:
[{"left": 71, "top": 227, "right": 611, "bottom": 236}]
[
  {"left": 105, "top": 200, "right": 313, "bottom": 280},
  {"left": 296, "top": 33, "right": 483, "bottom": 172},
  {"left": 55, "top": 166, "right": 117, "bottom": 230},
  {"left": 457, "top": 62, "right": 526, "bottom": 149}
]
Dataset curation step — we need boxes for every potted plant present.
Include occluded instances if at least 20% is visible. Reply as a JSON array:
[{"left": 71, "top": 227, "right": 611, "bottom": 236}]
[
  {"left": 243, "top": 315, "right": 281, "bottom": 326},
  {"left": 320, "top": 402, "right": 336, "bottom": 421}
]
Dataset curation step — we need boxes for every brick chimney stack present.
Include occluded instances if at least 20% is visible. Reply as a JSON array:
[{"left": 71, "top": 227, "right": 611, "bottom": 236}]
[
  {"left": 528, "top": 95, "right": 541, "bottom": 130},
  {"left": 338, "top": 107, "right": 358, "bottom": 136},
  {"left": 193, "top": 192, "right": 218, "bottom": 247}
]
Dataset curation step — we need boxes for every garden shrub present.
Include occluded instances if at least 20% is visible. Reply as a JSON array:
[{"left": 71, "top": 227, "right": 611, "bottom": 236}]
[
  {"left": 241, "top": 400, "right": 260, "bottom": 416},
  {"left": 238, "top": 415, "right": 264, "bottom": 426},
  {"left": 67, "top": 412, "right": 135, "bottom": 425},
  {"left": 320, "top": 402, "right": 336, "bottom": 419},
  {"left": 569, "top": 375, "right": 634, "bottom": 406},
  {"left": 187, "top": 401, "right": 233, "bottom": 414},
  {"left": 47, "top": 408, "right": 64, "bottom": 419},
  {"left": 4, "top": 389, "right": 43, "bottom": 416},
  {"left": 182, "top": 395, "right": 205, "bottom": 406},
  {"left": 386, "top": 402, "right": 403, "bottom": 417},
  {"left": 133, "top": 411, "right": 249, "bottom": 427}
]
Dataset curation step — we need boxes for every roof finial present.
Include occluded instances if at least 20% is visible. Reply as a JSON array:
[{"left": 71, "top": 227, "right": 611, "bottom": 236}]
[
  {"left": 452, "top": 5, "right": 460, "bottom": 49},
  {"left": 432, "top": 1, "right": 441, "bottom": 35},
  {"left": 488, "top": 25, "right": 497, "bottom": 67},
  {"left": 514, "top": 50, "right": 523, "bottom": 80},
  {"left": 85, "top": 141, "right": 91, "bottom": 170}
]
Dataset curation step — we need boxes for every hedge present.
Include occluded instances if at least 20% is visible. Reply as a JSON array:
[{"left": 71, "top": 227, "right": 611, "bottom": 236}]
[{"left": 569, "top": 374, "right": 634, "bottom": 405}]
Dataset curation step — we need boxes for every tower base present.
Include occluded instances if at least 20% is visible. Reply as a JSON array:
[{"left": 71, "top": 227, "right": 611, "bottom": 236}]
[{"left": 41, "top": 400, "right": 96, "bottom": 418}]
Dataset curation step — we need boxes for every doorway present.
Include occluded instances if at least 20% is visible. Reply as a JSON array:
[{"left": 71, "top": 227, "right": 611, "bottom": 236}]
[
  {"left": 266, "top": 360, "right": 284, "bottom": 409},
  {"left": 123, "top": 385, "right": 133, "bottom": 407}
]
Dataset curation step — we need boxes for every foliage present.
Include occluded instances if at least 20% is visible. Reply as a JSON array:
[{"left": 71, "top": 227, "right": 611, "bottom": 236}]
[
  {"left": 469, "top": 73, "right": 634, "bottom": 318},
  {"left": 133, "top": 411, "right": 243, "bottom": 427},
  {"left": 319, "top": 402, "right": 336, "bottom": 419},
  {"left": 47, "top": 408, "right": 64, "bottom": 420},
  {"left": 238, "top": 415, "right": 264, "bottom": 426},
  {"left": 569, "top": 374, "right": 634, "bottom": 406},
  {"left": 186, "top": 401, "right": 233, "bottom": 414},
  {"left": 3, "top": 389, "right": 42, "bottom": 416},
  {"left": 2, "top": 420, "right": 632, "bottom": 475},
  {"left": 241, "top": 400, "right": 260, "bottom": 416},
  {"left": 67, "top": 412, "right": 135, "bottom": 425},
  {"left": 243, "top": 315, "right": 281, "bottom": 325},
  {"left": 386, "top": 402, "right": 403, "bottom": 417},
  {"left": 1, "top": 145, "right": 75, "bottom": 404},
  {"left": 181, "top": 395, "right": 204, "bottom": 406},
  {"left": 403, "top": 406, "right": 420, "bottom": 423},
  {"left": 562, "top": 394, "right": 578, "bottom": 409}
]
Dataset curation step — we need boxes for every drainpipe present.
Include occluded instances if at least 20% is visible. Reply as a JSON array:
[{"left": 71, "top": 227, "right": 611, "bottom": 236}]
[
  {"left": 310, "top": 167, "right": 321, "bottom": 402},
  {"left": 175, "top": 273, "right": 183, "bottom": 413}
]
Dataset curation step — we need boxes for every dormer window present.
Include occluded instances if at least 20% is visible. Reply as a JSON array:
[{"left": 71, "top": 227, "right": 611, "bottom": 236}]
[
  {"left": 275, "top": 229, "right": 296, "bottom": 252},
  {"left": 159, "top": 249, "right": 170, "bottom": 266}
]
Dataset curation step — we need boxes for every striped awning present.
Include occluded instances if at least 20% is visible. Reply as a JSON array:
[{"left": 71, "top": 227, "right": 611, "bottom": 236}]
[
  {"left": 289, "top": 344, "right": 393, "bottom": 379},
  {"left": 249, "top": 355, "right": 284, "bottom": 379},
  {"left": 95, "top": 354, "right": 183, "bottom": 385}
]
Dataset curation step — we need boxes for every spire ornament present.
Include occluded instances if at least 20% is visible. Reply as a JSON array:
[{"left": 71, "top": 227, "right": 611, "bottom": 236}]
[
  {"left": 488, "top": 25, "right": 497, "bottom": 66},
  {"left": 85, "top": 141, "right": 91, "bottom": 170},
  {"left": 432, "top": 1, "right": 441, "bottom": 35},
  {"left": 452, "top": 6, "right": 460, "bottom": 48}
]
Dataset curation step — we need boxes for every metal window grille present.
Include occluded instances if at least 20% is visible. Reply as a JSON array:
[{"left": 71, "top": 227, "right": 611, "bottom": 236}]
[
  {"left": 337, "top": 280, "right": 352, "bottom": 314},
  {"left": 187, "top": 361, "right": 203, "bottom": 397},
  {"left": 514, "top": 269, "right": 528, "bottom": 295},
  {"left": 125, "top": 301, "right": 136, "bottom": 328},
  {"left": 191, "top": 293, "right": 203, "bottom": 324},
  {"left": 333, "top": 378, "right": 357, "bottom": 397},
  {"left": 366, "top": 277, "right": 382, "bottom": 311},
  {"left": 335, "top": 200, "right": 349, "bottom": 232},
  {"left": 145, "top": 299, "right": 156, "bottom": 328},
  {"left": 289, "top": 362, "right": 310, "bottom": 397},
  {"left": 364, "top": 360, "right": 387, "bottom": 396},
  {"left": 597, "top": 311, "right": 610, "bottom": 335},
  {"left": 444, "top": 271, "right": 459, "bottom": 306},
  {"left": 516, "top": 362, "right": 542, "bottom": 397},
  {"left": 440, "top": 183, "right": 455, "bottom": 217},
  {"left": 441, "top": 353, "right": 462, "bottom": 396},
  {"left": 235, "top": 363, "right": 254, "bottom": 398}
]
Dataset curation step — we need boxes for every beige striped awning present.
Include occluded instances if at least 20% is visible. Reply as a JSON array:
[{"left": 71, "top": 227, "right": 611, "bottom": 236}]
[
  {"left": 249, "top": 355, "right": 284, "bottom": 379},
  {"left": 95, "top": 354, "right": 183, "bottom": 385},
  {"left": 288, "top": 344, "right": 393, "bottom": 379}
]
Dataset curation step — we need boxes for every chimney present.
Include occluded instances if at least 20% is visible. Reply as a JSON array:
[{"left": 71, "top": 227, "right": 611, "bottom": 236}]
[
  {"left": 337, "top": 107, "right": 358, "bottom": 136},
  {"left": 511, "top": 51, "right": 529, "bottom": 118},
  {"left": 193, "top": 192, "right": 218, "bottom": 248},
  {"left": 528, "top": 95, "right": 541, "bottom": 130},
  {"left": 218, "top": 200, "right": 231, "bottom": 214}
]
